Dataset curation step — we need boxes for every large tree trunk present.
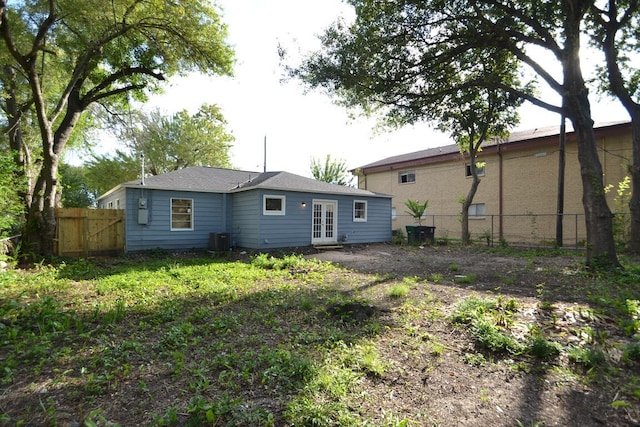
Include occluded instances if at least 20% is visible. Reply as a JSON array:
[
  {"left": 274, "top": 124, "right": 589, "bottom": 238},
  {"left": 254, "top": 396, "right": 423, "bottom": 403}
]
[
  {"left": 3, "top": 65, "right": 34, "bottom": 209},
  {"left": 570, "top": 114, "right": 619, "bottom": 267},
  {"left": 594, "top": 1, "right": 640, "bottom": 253},
  {"left": 21, "top": 80, "right": 82, "bottom": 257},
  {"left": 563, "top": 0, "right": 619, "bottom": 268},
  {"left": 23, "top": 155, "right": 60, "bottom": 256},
  {"left": 629, "top": 117, "right": 640, "bottom": 253},
  {"left": 461, "top": 169, "right": 481, "bottom": 245}
]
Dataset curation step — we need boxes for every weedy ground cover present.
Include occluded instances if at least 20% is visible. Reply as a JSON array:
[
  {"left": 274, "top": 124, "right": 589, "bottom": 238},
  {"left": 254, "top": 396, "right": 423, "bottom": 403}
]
[{"left": 0, "top": 246, "right": 639, "bottom": 426}]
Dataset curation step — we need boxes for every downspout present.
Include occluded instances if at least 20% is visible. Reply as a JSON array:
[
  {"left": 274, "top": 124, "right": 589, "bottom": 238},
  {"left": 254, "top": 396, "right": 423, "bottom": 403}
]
[
  {"left": 556, "top": 115, "right": 566, "bottom": 247},
  {"left": 498, "top": 138, "right": 504, "bottom": 240}
]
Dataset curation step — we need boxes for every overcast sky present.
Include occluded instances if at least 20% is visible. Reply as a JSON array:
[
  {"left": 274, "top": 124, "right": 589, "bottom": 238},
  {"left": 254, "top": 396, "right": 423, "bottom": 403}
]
[{"left": 141, "top": 0, "right": 629, "bottom": 178}]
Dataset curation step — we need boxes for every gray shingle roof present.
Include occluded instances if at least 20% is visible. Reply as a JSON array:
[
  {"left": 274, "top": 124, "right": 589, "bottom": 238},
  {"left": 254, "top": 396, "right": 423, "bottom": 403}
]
[
  {"left": 119, "top": 167, "right": 261, "bottom": 192},
  {"left": 233, "top": 171, "right": 387, "bottom": 197},
  {"left": 100, "top": 166, "right": 389, "bottom": 199}
]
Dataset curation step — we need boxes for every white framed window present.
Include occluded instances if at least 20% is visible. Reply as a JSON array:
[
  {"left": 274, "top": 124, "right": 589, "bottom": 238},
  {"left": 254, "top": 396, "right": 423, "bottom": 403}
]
[
  {"left": 465, "top": 162, "right": 485, "bottom": 177},
  {"left": 171, "top": 198, "right": 193, "bottom": 230},
  {"left": 468, "top": 203, "right": 486, "bottom": 218},
  {"left": 116, "top": 199, "right": 120, "bottom": 209},
  {"left": 107, "top": 201, "right": 114, "bottom": 209},
  {"left": 263, "top": 195, "right": 286, "bottom": 215},
  {"left": 353, "top": 200, "right": 367, "bottom": 222},
  {"left": 398, "top": 170, "right": 416, "bottom": 184},
  {"left": 392, "top": 207, "right": 397, "bottom": 220}
]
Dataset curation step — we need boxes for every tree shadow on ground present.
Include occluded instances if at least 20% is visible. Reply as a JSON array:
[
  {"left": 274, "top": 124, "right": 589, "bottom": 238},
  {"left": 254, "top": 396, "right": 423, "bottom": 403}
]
[{"left": 3, "top": 246, "right": 639, "bottom": 426}]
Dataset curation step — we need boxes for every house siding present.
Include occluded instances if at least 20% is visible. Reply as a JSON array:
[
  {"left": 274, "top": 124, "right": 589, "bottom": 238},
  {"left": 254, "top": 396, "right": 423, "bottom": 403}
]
[
  {"left": 124, "top": 189, "right": 227, "bottom": 252},
  {"left": 359, "top": 123, "right": 632, "bottom": 245},
  {"left": 335, "top": 195, "right": 392, "bottom": 245},
  {"left": 230, "top": 191, "right": 260, "bottom": 249},
  {"left": 97, "top": 167, "right": 393, "bottom": 253},
  {"left": 98, "top": 188, "right": 126, "bottom": 210},
  {"left": 232, "top": 190, "right": 392, "bottom": 250}
]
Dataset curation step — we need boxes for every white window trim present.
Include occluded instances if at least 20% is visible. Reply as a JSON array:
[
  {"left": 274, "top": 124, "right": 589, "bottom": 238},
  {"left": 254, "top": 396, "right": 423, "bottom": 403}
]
[
  {"left": 171, "top": 198, "right": 194, "bottom": 231},
  {"left": 399, "top": 170, "right": 416, "bottom": 184},
  {"left": 353, "top": 200, "right": 367, "bottom": 222},
  {"left": 468, "top": 203, "right": 486, "bottom": 219},
  {"left": 263, "top": 195, "right": 286, "bottom": 216}
]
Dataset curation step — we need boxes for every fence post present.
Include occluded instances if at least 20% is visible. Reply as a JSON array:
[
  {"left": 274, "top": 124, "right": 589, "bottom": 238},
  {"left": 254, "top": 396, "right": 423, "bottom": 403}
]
[{"left": 82, "top": 213, "right": 89, "bottom": 258}]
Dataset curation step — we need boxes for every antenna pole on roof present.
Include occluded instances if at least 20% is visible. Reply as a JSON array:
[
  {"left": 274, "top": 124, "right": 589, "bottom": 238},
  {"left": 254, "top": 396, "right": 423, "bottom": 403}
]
[
  {"left": 140, "top": 153, "right": 145, "bottom": 185},
  {"left": 263, "top": 135, "right": 267, "bottom": 173}
]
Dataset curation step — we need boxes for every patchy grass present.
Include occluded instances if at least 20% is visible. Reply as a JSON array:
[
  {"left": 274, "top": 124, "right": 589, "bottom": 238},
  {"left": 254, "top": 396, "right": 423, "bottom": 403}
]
[{"left": 1, "top": 247, "right": 639, "bottom": 426}]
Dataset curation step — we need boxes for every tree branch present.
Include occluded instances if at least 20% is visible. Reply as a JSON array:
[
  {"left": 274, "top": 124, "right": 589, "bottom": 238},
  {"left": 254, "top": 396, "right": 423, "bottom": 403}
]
[
  {"left": 88, "top": 83, "right": 148, "bottom": 105},
  {"left": 81, "top": 67, "right": 165, "bottom": 106}
]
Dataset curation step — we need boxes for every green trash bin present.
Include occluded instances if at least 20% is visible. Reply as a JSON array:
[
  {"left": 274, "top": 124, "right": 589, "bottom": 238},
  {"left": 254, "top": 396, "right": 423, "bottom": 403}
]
[{"left": 405, "top": 225, "right": 418, "bottom": 244}]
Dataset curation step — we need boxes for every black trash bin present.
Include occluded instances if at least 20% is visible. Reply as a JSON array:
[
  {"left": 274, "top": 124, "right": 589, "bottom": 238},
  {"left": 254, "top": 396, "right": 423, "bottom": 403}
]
[
  {"left": 209, "top": 233, "right": 229, "bottom": 252},
  {"left": 406, "top": 226, "right": 435, "bottom": 245},
  {"left": 418, "top": 226, "right": 436, "bottom": 245}
]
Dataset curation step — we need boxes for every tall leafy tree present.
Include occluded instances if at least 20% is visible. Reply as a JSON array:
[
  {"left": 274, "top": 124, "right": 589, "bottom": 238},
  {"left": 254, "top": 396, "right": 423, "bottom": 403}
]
[
  {"left": 0, "top": 0, "right": 234, "bottom": 256},
  {"left": 58, "top": 163, "right": 98, "bottom": 208},
  {"left": 0, "top": 152, "right": 24, "bottom": 236},
  {"left": 589, "top": 2, "right": 640, "bottom": 253},
  {"left": 87, "top": 104, "right": 235, "bottom": 194},
  {"left": 289, "top": 0, "right": 620, "bottom": 268},
  {"left": 437, "top": 88, "right": 522, "bottom": 243},
  {"left": 84, "top": 150, "right": 140, "bottom": 197},
  {"left": 310, "top": 154, "right": 352, "bottom": 186},
  {"left": 427, "top": 48, "right": 524, "bottom": 244},
  {"left": 114, "top": 104, "right": 234, "bottom": 176}
]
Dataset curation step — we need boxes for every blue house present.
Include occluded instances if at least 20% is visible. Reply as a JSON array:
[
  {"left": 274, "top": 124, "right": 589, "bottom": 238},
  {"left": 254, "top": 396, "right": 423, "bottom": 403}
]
[{"left": 97, "top": 167, "right": 392, "bottom": 252}]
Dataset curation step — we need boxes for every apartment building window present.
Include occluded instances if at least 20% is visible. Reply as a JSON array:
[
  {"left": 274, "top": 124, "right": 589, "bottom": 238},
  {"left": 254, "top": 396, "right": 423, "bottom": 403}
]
[
  {"left": 465, "top": 163, "right": 485, "bottom": 177},
  {"left": 398, "top": 170, "right": 416, "bottom": 184},
  {"left": 468, "top": 203, "right": 486, "bottom": 218}
]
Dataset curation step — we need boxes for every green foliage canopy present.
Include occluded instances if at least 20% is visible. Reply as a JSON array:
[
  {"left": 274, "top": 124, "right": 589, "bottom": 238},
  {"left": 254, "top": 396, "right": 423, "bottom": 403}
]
[
  {"left": 310, "top": 154, "right": 352, "bottom": 186},
  {"left": 0, "top": 152, "right": 25, "bottom": 235},
  {"left": 58, "top": 163, "right": 99, "bottom": 208},
  {"left": 87, "top": 104, "right": 235, "bottom": 196},
  {"left": 0, "top": 0, "right": 235, "bottom": 255},
  {"left": 125, "top": 104, "right": 234, "bottom": 176},
  {"left": 289, "top": 0, "right": 620, "bottom": 267}
]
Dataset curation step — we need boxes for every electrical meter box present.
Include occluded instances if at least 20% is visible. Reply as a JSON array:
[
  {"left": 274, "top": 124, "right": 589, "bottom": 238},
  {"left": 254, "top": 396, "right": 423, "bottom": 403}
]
[
  {"left": 138, "top": 198, "right": 148, "bottom": 224},
  {"left": 138, "top": 209, "right": 148, "bottom": 225}
]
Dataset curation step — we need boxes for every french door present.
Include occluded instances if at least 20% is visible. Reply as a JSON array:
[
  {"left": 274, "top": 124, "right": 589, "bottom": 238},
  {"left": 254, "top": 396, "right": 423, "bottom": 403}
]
[{"left": 312, "top": 200, "right": 337, "bottom": 244}]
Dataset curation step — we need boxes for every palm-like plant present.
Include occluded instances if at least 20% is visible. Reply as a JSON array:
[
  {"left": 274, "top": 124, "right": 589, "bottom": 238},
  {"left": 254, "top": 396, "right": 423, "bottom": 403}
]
[{"left": 404, "top": 199, "right": 429, "bottom": 226}]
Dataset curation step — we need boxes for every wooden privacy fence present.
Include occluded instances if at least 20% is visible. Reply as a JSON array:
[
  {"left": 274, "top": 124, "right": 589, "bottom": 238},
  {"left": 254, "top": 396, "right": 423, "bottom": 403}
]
[{"left": 55, "top": 208, "right": 125, "bottom": 257}]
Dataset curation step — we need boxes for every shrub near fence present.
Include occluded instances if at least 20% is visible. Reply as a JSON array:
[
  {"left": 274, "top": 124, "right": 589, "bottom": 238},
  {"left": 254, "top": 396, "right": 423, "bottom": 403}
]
[{"left": 395, "top": 213, "right": 591, "bottom": 247}]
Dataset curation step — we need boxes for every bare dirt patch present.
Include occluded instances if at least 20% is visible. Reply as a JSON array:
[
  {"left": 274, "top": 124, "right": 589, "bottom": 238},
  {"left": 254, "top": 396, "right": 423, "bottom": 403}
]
[
  {"left": 2, "top": 243, "right": 639, "bottom": 426},
  {"left": 307, "top": 243, "right": 640, "bottom": 426}
]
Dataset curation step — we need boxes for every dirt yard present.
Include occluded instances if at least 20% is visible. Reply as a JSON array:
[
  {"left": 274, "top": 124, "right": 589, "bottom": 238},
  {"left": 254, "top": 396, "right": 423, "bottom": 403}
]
[
  {"left": 3, "top": 243, "right": 638, "bottom": 426},
  {"left": 306, "top": 243, "right": 640, "bottom": 426}
]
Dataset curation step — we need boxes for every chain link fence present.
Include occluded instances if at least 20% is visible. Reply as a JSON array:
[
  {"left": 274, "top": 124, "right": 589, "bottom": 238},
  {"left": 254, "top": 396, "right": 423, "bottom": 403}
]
[{"left": 393, "top": 212, "right": 626, "bottom": 248}]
